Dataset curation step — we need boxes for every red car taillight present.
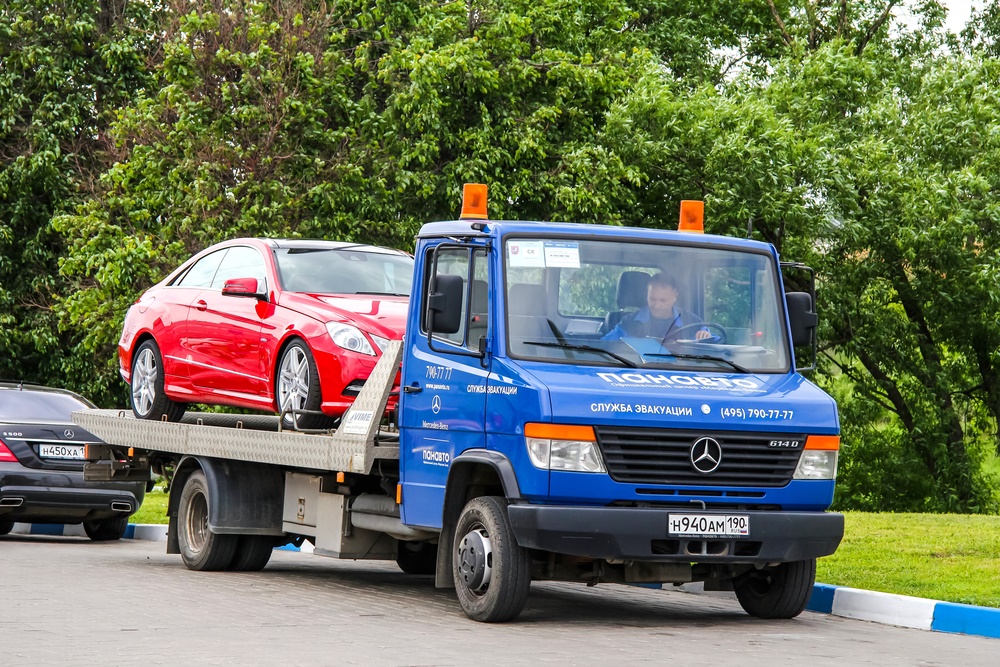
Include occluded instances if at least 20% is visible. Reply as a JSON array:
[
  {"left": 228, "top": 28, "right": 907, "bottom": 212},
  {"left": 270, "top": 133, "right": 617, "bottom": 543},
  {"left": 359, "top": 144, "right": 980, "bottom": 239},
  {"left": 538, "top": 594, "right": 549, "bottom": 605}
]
[{"left": 0, "top": 439, "right": 19, "bottom": 462}]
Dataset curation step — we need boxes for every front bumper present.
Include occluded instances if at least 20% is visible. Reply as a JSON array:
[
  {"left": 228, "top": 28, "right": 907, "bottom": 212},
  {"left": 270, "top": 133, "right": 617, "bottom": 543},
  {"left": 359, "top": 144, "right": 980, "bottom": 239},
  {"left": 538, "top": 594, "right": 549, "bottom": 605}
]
[{"left": 507, "top": 505, "right": 844, "bottom": 564}]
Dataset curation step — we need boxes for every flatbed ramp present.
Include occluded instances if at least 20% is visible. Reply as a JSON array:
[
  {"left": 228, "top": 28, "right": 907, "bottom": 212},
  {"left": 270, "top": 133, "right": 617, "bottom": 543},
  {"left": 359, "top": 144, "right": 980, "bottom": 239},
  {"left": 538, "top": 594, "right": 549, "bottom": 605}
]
[{"left": 74, "top": 341, "right": 403, "bottom": 474}]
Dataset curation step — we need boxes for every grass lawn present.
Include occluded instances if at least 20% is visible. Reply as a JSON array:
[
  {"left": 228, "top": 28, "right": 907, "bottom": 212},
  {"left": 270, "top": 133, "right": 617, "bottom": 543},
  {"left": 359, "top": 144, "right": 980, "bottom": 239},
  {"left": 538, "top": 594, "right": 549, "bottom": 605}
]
[
  {"left": 816, "top": 512, "right": 1000, "bottom": 608},
  {"left": 130, "top": 487, "right": 169, "bottom": 525},
  {"left": 129, "top": 492, "right": 1000, "bottom": 607}
]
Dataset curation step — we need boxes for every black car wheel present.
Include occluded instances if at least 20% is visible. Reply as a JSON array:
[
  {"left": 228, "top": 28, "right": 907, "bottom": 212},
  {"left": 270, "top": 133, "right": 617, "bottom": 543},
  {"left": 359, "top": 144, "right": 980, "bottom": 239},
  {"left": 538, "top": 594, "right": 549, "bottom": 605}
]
[
  {"left": 83, "top": 515, "right": 129, "bottom": 541},
  {"left": 0, "top": 520, "right": 14, "bottom": 536},
  {"left": 131, "top": 339, "right": 186, "bottom": 421}
]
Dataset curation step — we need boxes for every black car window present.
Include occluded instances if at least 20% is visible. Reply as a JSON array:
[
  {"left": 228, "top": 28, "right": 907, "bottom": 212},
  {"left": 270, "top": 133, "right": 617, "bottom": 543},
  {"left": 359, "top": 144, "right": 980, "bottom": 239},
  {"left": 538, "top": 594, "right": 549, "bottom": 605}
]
[
  {"left": 0, "top": 390, "right": 93, "bottom": 423},
  {"left": 176, "top": 249, "right": 227, "bottom": 288},
  {"left": 211, "top": 246, "right": 267, "bottom": 290}
]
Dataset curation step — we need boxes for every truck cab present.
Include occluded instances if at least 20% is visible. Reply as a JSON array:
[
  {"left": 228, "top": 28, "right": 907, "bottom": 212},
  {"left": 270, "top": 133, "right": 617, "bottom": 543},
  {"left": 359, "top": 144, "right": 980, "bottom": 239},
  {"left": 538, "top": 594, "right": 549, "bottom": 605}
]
[{"left": 398, "top": 190, "right": 842, "bottom": 621}]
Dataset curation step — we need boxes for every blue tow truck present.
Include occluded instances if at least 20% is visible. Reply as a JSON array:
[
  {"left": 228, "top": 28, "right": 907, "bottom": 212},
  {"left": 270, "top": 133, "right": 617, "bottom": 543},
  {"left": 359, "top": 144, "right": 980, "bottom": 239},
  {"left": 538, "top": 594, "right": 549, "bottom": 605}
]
[{"left": 78, "top": 184, "right": 843, "bottom": 622}]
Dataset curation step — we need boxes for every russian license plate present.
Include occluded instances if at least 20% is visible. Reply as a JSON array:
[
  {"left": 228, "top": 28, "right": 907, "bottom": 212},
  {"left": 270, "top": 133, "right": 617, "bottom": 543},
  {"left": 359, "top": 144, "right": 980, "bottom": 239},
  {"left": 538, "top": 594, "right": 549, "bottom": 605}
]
[
  {"left": 38, "top": 444, "right": 86, "bottom": 460},
  {"left": 668, "top": 514, "right": 749, "bottom": 537}
]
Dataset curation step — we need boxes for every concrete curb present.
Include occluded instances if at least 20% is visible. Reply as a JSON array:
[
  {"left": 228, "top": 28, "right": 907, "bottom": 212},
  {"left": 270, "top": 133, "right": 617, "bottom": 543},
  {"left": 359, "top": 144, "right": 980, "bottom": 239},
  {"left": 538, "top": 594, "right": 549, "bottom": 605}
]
[{"left": 15, "top": 523, "right": 999, "bottom": 640}]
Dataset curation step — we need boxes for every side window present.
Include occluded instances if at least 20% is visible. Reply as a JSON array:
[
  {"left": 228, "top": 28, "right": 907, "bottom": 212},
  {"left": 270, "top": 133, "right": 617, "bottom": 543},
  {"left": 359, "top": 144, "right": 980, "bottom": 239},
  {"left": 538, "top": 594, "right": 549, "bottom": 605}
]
[
  {"left": 211, "top": 246, "right": 267, "bottom": 290},
  {"left": 423, "top": 246, "right": 488, "bottom": 350},
  {"left": 175, "top": 250, "right": 226, "bottom": 288}
]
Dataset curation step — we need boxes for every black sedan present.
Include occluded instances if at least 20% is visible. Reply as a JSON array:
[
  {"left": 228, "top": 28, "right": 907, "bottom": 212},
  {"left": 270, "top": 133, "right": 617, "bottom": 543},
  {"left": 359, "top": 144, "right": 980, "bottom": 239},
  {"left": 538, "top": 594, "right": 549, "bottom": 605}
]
[{"left": 0, "top": 382, "right": 145, "bottom": 540}]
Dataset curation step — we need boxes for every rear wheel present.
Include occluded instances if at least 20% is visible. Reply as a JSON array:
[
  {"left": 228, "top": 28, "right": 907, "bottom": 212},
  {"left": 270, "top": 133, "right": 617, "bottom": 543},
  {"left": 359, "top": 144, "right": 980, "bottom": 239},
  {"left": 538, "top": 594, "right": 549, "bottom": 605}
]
[
  {"left": 177, "top": 470, "right": 237, "bottom": 571},
  {"left": 83, "top": 516, "right": 129, "bottom": 541},
  {"left": 131, "top": 339, "right": 186, "bottom": 422},
  {"left": 227, "top": 535, "right": 274, "bottom": 571},
  {"left": 733, "top": 559, "right": 816, "bottom": 619},
  {"left": 276, "top": 340, "right": 331, "bottom": 430},
  {"left": 0, "top": 520, "right": 14, "bottom": 535},
  {"left": 453, "top": 496, "right": 531, "bottom": 623},
  {"left": 396, "top": 540, "right": 437, "bottom": 575}
]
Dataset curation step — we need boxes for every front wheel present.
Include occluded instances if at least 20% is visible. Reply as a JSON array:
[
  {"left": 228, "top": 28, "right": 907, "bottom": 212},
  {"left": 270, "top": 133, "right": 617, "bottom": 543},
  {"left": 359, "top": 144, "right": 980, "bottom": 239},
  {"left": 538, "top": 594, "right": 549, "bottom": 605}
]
[
  {"left": 131, "top": 339, "right": 186, "bottom": 421},
  {"left": 452, "top": 496, "right": 531, "bottom": 623},
  {"left": 276, "top": 340, "right": 332, "bottom": 430},
  {"left": 733, "top": 559, "right": 816, "bottom": 619},
  {"left": 177, "top": 470, "right": 237, "bottom": 571},
  {"left": 0, "top": 520, "right": 14, "bottom": 535},
  {"left": 83, "top": 515, "right": 129, "bottom": 541}
]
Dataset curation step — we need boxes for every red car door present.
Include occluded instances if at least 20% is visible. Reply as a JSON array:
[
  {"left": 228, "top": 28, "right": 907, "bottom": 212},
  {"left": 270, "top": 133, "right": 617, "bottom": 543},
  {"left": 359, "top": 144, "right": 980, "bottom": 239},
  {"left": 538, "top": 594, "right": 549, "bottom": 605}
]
[{"left": 184, "top": 246, "right": 270, "bottom": 403}]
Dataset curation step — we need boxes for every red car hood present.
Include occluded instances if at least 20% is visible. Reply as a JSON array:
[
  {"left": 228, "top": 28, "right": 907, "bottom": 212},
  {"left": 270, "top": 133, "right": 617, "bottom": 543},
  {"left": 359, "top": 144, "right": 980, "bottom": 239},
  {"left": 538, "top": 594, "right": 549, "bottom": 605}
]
[{"left": 279, "top": 292, "right": 409, "bottom": 337}]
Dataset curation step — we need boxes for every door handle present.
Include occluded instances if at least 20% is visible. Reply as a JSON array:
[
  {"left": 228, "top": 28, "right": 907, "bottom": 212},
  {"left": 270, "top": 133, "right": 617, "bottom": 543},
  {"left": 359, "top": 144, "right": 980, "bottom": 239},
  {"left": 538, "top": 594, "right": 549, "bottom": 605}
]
[
  {"left": 402, "top": 383, "right": 423, "bottom": 394},
  {"left": 195, "top": 300, "right": 208, "bottom": 311}
]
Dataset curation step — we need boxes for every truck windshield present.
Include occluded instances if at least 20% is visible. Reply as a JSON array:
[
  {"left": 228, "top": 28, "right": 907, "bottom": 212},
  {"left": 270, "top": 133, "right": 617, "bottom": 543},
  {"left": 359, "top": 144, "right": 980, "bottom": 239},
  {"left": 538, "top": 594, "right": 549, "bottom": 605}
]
[{"left": 504, "top": 237, "right": 791, "bottom": 373}]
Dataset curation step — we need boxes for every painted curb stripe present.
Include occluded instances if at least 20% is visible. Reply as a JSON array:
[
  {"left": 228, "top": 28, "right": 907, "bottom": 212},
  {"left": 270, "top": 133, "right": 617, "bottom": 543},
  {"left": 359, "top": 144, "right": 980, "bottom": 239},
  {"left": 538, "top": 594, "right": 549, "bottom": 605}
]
[
  {"left": 931, "top": 601, "right": 1000, "bottom": 639},
  {"left": 806, "top": 583, "right": 837, "bottom": 614}
]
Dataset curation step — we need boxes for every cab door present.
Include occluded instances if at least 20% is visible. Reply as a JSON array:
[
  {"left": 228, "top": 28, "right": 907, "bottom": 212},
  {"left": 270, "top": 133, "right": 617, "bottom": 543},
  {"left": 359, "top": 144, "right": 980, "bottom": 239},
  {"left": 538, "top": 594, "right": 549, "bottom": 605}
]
[{"left": 398, "top": 243, "right": 491, "bottom": 528}]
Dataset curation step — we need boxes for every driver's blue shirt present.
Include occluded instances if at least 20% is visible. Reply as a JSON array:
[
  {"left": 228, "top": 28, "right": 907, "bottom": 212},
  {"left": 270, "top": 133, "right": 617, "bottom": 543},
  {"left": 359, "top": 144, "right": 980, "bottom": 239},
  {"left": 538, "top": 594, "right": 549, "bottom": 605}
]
[{"left": 602, "top": 306, "right": 708, "bottom": 341}]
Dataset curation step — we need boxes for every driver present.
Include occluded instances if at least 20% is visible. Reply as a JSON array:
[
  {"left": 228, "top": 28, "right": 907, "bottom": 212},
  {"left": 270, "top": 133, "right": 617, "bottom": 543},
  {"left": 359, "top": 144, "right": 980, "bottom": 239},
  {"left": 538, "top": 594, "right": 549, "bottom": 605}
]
[{"left": 602, "top": 272, "right": 714, "bottom": 341}]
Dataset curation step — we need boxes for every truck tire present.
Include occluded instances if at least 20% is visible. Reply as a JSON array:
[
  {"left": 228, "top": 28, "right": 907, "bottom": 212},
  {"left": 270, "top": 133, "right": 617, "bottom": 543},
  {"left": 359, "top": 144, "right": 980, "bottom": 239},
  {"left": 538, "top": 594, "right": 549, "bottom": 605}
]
[
  {"left": 276, "top": 340, "right": 332, "bottom": 430},
  {"left": 177, "top": 470, "right": 237, "bottom": 571},
  {"left": 733, "top": 558, "right": 816, "bottom": 619},
  {"left": 396, "top": 540, "right": 437, "bottom": 575},
  {"left": 83, "top": 516, "right": 129, "bottom": 541},
  {"left": 228, "top": 535, "right": 274, "bottom": 571},
  {"left": 131, "top": 339, "right": 186, "bottom": 422},
  {"left": 0, "top": 520, "right": 13, "bottom": 535},
  {"left": 452, "top": 496, "right": 531, "bottom": 623}
]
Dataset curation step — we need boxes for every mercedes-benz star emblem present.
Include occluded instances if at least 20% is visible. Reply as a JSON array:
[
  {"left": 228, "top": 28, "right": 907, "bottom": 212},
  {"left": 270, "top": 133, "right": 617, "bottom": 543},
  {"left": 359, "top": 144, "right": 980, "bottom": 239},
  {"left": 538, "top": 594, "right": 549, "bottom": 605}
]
[
  {"left": 431, "top": 395, "right": 442, "bottom": 414},
  {"left": 64, "top": 429, "right": 75, "bottom": 439},
  {"left": 690, "top": 437, "right": 722, "bottom": 474}
]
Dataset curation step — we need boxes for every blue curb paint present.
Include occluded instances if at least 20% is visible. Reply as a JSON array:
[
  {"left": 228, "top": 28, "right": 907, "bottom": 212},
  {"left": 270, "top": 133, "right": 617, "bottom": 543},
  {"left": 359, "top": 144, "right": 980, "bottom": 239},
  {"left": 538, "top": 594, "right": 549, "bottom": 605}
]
[
  {"left": 806, "top": 583, "right": 837, "bottom": 614},
  {"left": 931, "top": 601, "right": 1000, "bottom": 639}
]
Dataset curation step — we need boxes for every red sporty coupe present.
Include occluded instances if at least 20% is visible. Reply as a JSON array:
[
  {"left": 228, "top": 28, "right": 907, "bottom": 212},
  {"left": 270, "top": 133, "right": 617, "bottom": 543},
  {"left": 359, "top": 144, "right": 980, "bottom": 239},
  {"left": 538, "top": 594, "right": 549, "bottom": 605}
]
[{"left": 118, "top": 238, "right": 412, "bottom": 428}]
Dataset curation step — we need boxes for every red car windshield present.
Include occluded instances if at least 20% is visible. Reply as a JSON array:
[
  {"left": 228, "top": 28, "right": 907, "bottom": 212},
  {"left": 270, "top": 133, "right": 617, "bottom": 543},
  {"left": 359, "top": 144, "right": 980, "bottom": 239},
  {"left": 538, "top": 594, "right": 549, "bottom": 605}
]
[{"left": 274, "top": 248, "right": 414, "bottom": 296}]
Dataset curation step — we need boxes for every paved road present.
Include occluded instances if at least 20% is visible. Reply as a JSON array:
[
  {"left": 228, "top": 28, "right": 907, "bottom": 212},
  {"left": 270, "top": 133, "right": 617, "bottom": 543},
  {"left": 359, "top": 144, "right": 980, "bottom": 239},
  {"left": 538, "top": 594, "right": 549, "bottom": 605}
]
[{"left": 1, "top": 535, "right": 996, "bottom": 666}]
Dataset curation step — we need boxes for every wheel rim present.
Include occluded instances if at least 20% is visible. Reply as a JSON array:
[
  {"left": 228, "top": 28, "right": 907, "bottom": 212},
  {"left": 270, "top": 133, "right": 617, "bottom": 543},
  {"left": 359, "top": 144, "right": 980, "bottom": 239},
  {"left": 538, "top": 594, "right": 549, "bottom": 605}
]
[
  {"left": 457, "top": 525, "right": 493, "bottom": 596},
  {"left": 278, "top": 346, "right": 310, "bottom": 420},
  {"left": 184, "top": 490, "right": 209, "bottom": 553},
  {"left": 132, "top": 347, "right": 158, "bottom": 416}
]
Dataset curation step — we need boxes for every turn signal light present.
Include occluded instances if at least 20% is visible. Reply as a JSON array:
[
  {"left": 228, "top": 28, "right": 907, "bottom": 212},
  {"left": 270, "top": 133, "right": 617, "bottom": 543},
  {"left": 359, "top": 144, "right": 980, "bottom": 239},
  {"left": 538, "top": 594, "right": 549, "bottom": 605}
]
[
  {"left": 679, "top": 200, "right": 704, "bottom": 233},
  {"left": 804, "top": 435, "right": 840, "bottom": 450},
  {"left": 460, "top": 183, "right": 489, "bottom": 220}
]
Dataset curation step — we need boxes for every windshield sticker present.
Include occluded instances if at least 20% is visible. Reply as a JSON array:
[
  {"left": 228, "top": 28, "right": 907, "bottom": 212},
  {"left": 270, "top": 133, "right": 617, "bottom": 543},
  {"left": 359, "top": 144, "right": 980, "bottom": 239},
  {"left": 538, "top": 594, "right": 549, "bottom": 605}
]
[
  {"left": 543, "top": 241, "right": 581, "bottom": 268},
  {"left": 508, "top": 240, "right": 545, "bottom": 267},
  {"left": 596, "top": 372, "right": 763, "bottom": 393}
]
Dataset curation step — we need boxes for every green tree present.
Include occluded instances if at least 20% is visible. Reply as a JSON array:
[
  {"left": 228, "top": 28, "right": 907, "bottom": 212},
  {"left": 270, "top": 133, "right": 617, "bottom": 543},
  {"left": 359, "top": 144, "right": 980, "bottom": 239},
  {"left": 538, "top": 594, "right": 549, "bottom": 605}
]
[{"left": 0, "top": 0, "right": 159, "bottom": 398}]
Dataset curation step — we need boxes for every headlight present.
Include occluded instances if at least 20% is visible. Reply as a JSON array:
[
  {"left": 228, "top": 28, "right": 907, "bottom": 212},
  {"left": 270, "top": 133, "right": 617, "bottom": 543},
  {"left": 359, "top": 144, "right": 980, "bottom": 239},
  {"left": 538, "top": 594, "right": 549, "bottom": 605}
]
[
  {"left": 326, "top": 322, "right": 376, "bottom": 356},
  {"left": 793, "top": 435, "right": 840, "bottom": 480},
  {"left": 370, "top": 334, "right": 389, "bottom": 353},
  {"left": 525, "top": 423, "right": 606, "bottom": 473}
]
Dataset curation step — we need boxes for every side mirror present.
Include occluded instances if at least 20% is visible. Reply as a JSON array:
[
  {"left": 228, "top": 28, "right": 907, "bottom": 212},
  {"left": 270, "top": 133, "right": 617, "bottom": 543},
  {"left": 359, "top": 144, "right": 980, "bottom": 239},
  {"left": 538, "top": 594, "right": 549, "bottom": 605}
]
[
  {"left": 222, "top": 277, "right": 264, "bottom": 299},
  {"left": 428, "top": 273, "right": 464, "bottom": 334},
  {"left": 786, "top": 292, "right": 818, "bottom": 348}
]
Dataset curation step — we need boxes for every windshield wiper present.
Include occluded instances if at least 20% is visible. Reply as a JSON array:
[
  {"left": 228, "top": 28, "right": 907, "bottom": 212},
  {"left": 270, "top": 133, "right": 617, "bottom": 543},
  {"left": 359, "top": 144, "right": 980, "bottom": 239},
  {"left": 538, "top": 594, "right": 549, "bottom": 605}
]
[
  {"left": 523, "top": 341, "right": 637, "bottom": 368},
  {"left": 353, "top": 291, "right": 409, "bottom": 297},
  {"left": 643, "top": 352, "right": 750, "bottom": 373}
]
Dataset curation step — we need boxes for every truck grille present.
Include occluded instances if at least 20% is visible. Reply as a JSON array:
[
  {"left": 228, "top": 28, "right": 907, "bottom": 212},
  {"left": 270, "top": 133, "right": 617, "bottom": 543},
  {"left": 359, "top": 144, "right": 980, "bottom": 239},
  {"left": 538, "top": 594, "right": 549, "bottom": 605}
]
[{"left": 595, "top": 427, "right": 805, "bottom": 487}]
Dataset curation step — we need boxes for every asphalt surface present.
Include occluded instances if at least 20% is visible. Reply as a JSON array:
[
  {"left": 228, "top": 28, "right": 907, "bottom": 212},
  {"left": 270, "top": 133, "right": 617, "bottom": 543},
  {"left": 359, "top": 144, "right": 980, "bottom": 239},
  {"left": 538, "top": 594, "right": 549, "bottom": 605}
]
[{"left": 1, "top": 534, "right": 997, "bottom": 666}]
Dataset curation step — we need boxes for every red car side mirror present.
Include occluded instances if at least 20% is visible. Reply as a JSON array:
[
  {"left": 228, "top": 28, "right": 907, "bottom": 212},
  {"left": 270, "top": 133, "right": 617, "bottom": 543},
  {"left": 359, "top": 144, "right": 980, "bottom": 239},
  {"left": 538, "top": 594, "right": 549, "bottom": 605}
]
[{"left": 221, "top": 277, "right": 263, "bottom": 299}]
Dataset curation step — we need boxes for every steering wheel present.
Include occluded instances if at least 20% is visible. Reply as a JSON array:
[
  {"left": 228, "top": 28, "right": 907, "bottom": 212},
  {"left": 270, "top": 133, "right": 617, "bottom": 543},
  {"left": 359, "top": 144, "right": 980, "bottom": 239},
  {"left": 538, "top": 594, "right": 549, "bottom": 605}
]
[{"left": 661, "top": 322, "right": 727, "bottom": 345}]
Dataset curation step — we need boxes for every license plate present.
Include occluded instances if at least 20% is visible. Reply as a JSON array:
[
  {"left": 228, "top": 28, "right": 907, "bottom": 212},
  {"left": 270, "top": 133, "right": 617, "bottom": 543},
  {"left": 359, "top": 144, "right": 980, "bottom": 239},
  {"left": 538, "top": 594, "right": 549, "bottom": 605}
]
[
  {"left": 668, "top": 513, "right": 749, "bottom": 537},
  {"left": 38, "top": 444, "right": 86, "bottom": 460}
]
